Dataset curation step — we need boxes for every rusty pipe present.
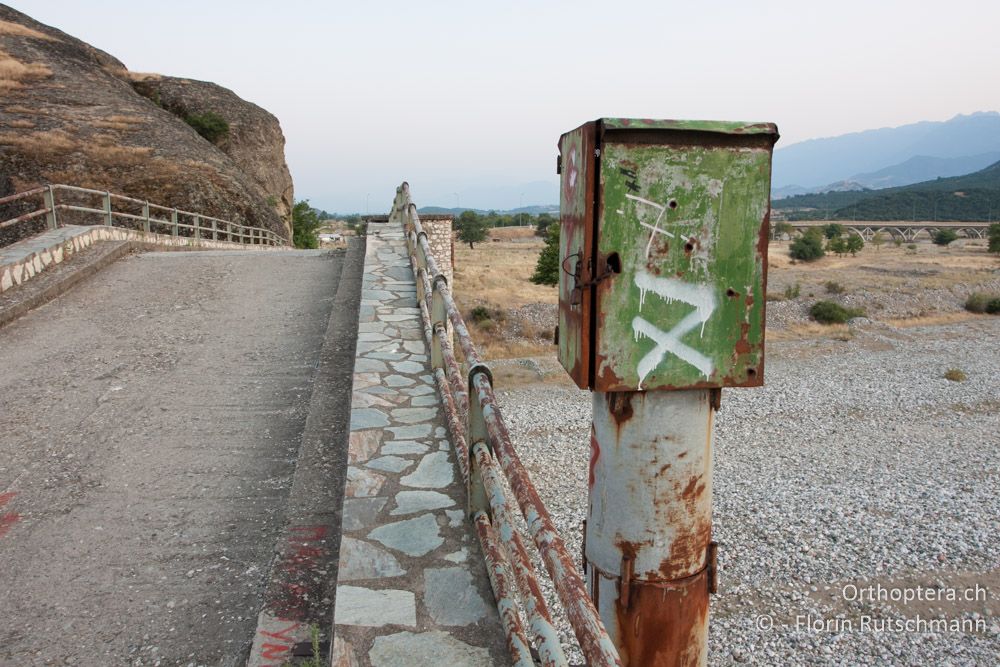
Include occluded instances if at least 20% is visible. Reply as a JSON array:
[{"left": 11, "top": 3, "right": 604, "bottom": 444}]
[
  {"left": 587, "top": 390, "right": 715, "bottom": 666},
  {"left": 471, "top": 372, "right": 622, "bottom": 666}
]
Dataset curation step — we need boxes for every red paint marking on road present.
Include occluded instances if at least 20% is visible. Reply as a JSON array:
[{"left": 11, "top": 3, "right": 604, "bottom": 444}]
[
  {"left": 0, "top": 491, "right": 20, "bottom": 538},
  {"left": 260, "top": 643, "right": 292, "bottom": 662},
  {"left": 254, "top": 619, "right": 301, "bottom": 664},
  {"left": 0, "top": 512, "right": 21, "bottom": 538}
]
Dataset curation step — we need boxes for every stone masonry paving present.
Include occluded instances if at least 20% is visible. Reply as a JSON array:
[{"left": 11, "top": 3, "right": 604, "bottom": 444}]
[{"left": 332, "top": 223, "right": 508, "bottom": 666}]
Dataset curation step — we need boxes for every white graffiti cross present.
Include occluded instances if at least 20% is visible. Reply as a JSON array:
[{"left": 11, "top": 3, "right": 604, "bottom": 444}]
[
  {"left": 632, "top": 270, "right": 716, "bottom": 387},
  {"left": 623, "top": 188, "right": 718, "bottom": 386}
]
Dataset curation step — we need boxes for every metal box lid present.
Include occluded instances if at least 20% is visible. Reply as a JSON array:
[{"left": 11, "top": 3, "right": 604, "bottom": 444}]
[{"left": 557, "top": 118, "right": 779, "bottom": 392}]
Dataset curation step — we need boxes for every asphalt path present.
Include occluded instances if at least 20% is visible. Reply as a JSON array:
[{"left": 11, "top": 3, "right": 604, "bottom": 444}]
[{"left": 0, "top": 245, "right": 362, "bottom": 666}]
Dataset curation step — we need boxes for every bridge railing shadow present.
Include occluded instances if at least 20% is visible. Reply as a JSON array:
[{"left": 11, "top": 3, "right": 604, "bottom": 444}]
[{"left": 392, "top": 182, "right": 622, "bottom": 667}]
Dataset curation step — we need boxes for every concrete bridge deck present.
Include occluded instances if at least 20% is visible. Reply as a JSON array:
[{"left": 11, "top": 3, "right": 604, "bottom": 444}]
[{"left": 0, "top": 246, "right": 358, "bottom": 665}]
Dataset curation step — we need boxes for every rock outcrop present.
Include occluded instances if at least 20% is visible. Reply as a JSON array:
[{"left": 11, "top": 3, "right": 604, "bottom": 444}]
[{"left": 0, "top": 5, "right": 293, "bottom": 240}]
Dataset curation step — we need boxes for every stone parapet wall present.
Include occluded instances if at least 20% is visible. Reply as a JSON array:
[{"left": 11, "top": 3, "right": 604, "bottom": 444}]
[{"left": 420, "top": 218, "right": 453, "bottom": 287}]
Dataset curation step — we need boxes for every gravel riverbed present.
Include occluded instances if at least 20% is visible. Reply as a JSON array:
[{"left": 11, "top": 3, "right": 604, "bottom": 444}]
[{"left": 493, "top": 317, "right": 1000, "bottom": 665}]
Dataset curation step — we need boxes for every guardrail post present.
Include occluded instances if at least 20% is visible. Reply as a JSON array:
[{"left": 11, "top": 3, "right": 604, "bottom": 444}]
[
  {"left": 171, "top": 209, "right": 178, "bottom": 236},
  {"left": 43, "top": 185, "right": 58, "bottom": 230},
  {"left": 226, "top": 221, "right": 233, "bottom": 243},
  {"left": 103, "top": 192, "right": 113, "bottom": 226},
  {"left": 142, "top": 201, "right": 150, "bottom": 233},
  {"left": 194, "top": 215, "right": 201, "bottom": 241},
  {"left": 465, "top": 365, "right": 492, "bottom": 520},
  {"left": 211, "top": 218, "right": 218, "bottom": 241},
  {"left": 430, "top": 276, "right": 447, "bottom": 371}
]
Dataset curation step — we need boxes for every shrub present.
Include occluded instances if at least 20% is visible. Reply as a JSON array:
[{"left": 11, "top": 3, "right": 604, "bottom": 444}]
[
  {"left": 185, "top": 111, "right": 229, "bottom": 143},
  {"left": 765, "top": 292, "right": 786, "bottom": 302},
  {"left": 469, "top": 305, "right": 505, "bottom": 324},
  {"left": 825, "top": 281, "right": 845, "bottom": 294},
  {"left": 470, "top": 305, "right": 492, "bottom": 323},
  {"left": 906, "top": 243, "right": 917, "bottom": 254},
  {"left": 783, "top": 283, "right": 801, "bottom": 299},
  {"left": 932, "top": 228, "right": 958, "bottom": 246},
  {"left": 968, "top": 293, "right": 1000, "bottom": 315},
  {"left": 809, "top": 300, "right": 865, "bottom": 324},
  {"left": 944, "top": 369, "right": 967, "bottom": 382},
  {"left": 789, "top": 230, "right": 825, "bottom": 261}
]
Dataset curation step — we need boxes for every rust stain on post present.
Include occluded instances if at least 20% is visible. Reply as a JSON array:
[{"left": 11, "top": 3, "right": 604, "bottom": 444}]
[{"left": 614, "top": 570, "right": 710, "bottom": 667}]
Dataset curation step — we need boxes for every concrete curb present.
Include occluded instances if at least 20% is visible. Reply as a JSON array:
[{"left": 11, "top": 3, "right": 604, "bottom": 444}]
[
  {"left": 1, "top": 224, "right": 284, "bottom": 297},
  {"left": 246, "top": 238, "right": 366, "bottom": 667},
  {"left": 0, "top": 239, "right": 132, "bottom": 330}
]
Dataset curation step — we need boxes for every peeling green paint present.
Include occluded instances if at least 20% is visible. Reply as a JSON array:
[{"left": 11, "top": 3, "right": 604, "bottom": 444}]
[{"left": 595, "top": 140, "right": 772, "bottom": 390}]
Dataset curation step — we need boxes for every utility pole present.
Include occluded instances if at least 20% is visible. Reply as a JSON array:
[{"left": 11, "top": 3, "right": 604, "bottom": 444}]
[{"left": 556, "top": 118, "right": 777, "bottom": 666}]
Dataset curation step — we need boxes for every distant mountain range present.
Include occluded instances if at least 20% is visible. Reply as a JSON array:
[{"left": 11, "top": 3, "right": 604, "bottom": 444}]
[
  {"left": 773, "top": 158, "right": 1000, "bottom": 221},
  {"left": 773, "top": 151, "right": 1000, "bottom": 199},
  {"left": 773, "top": 112, "right": 1000, "bottom": 193}
]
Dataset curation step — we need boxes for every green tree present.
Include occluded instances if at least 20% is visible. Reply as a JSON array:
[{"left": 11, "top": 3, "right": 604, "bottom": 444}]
[
  {"left": 790, "top": 229, "right": 825, "bottom": 261},
  {"left": 292, "top": 200, "right": 321, "bottom": 249},
  {"left": 823, "top": 223, "right": 845, "bottom": 239},
  {"left": 846, "top": 234, "right": 864, "bottom": 256},
  {"left": 535, "top": 213, "right": 556, "bottom": 237},
  {"left": 988, "top": 223, "right": 1000, "bottom": 253},
  {"left": 871, "top": 231, "right": 885, "bottom": 251},
  {"left": 456, "top": 210, "right": 488, "bottom": 249},
  {"left": 826, "top": 236, "right": 848, "bottom": 256},
  {"left": 932, "top": 228, "right": 958, "bottom": 246},
  {"left": 530, "top": 223, "right": 560, "bottom": 286}
]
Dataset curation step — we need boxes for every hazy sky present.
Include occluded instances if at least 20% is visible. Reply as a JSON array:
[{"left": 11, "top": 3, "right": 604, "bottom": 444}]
[{"left": 12, "top": 1, "right": 1000, "bottom": 212}]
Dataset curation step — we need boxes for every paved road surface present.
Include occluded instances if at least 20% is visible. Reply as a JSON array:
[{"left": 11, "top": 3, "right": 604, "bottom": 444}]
[{"left": 0, "top": 249, "right": 355, "bottom": 666}]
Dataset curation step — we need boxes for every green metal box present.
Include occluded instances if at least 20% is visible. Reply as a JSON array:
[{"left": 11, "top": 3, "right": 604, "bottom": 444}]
[{"left": 557, "top": 119, "right": 779, "bottom": 392}]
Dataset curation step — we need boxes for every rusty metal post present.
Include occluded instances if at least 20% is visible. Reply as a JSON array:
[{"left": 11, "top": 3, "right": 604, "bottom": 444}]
[{"left": 586, "top": 389, "right": 715, "bottom": 666}]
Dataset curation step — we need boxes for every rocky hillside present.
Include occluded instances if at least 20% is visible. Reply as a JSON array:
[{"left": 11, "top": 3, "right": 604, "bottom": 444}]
[{"left": 0, "top": 5, "right": 292, "bottom": 240}]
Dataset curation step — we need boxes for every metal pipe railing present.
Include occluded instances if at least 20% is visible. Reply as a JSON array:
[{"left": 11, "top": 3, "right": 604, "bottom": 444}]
[
  {"left": 393, "top": 182, "right": 622, "bottom": 666},
  {"left": 0, "top": 184, "right": 287, "bottom": 246}
]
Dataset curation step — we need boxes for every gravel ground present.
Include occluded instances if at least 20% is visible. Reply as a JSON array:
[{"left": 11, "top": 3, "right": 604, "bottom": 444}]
[
  {"left": 766, "top": 275, "right": 1000, "bottom": 330},
  {"left": 493, "top": 317, "right": 1000, "bottom": 665}
]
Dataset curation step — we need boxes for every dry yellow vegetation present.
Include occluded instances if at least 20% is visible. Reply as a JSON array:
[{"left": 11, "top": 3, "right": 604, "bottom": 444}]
[
  {"left": 0, "top": 19, "right": 57, "bottom": 41},
  {"left": 0, "top": 48, "right": 52, "bottom": 91},
  {"left": 453, "top": 237, "right": 555, "bottom": 309}
]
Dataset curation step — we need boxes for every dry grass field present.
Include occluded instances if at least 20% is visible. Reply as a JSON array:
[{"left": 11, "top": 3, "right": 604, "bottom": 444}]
[{"left": 450, "top": 232, "right": 1000, "bottom": 363}]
